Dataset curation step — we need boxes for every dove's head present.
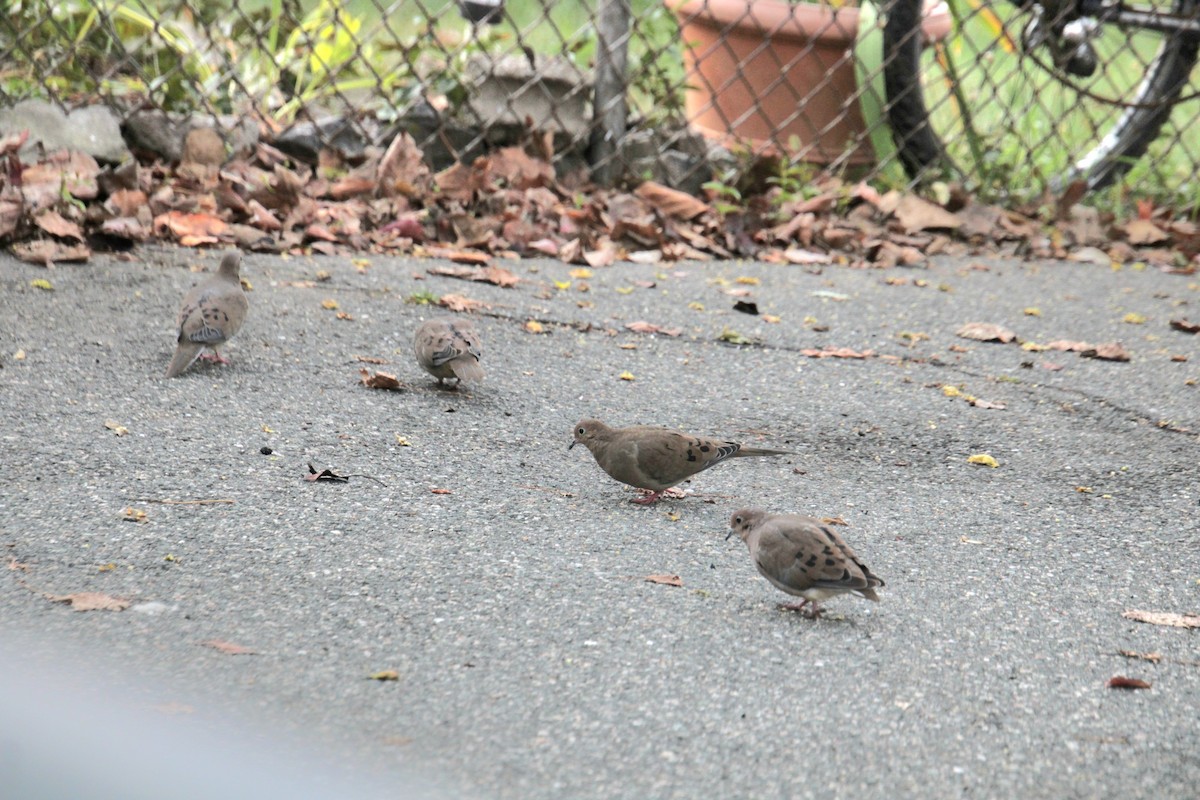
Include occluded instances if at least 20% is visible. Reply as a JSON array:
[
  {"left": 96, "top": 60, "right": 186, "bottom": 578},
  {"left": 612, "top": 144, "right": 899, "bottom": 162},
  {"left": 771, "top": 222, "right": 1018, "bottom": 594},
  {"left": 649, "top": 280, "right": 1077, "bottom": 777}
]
[
  {"left": 218, "top": 251, "right": 243, "bottom": 279},
  {"left": 727, "top": 508, "right": 766, "bottom": 543},
  {"left": 569, "top": 419, "right": 608, "bottom": 451}
]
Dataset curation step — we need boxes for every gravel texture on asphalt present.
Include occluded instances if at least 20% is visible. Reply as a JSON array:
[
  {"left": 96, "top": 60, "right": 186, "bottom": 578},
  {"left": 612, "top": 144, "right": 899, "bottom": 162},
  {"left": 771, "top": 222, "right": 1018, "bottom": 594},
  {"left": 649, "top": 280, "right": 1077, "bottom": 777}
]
[{"left": 1, "top": 247, "right": 1197, "bottom": 799}]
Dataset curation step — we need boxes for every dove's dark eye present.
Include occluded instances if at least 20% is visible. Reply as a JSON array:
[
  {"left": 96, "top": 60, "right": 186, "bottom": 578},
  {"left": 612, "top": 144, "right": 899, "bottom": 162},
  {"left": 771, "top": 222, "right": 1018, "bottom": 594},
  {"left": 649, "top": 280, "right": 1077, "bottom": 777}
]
[
  {"left": 734, "top": 516, "right": 743, "bottom": 525},
  {"left": 577, "top": 427, "right": 585, "bottom": 436}
]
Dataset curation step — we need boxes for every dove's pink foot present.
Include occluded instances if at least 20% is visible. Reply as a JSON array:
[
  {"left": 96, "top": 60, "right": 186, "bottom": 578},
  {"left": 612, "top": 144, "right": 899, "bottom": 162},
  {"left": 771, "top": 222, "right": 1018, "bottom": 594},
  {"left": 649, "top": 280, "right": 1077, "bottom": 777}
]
[
  {"left": 780, "top": 599, "right": 822, "bottom": 618},
  {"left": 198, "top": 352, "right": 231, "bottom": 365},
  {"left": 630, "top": 490, "right": 662, "bottom": 505}
]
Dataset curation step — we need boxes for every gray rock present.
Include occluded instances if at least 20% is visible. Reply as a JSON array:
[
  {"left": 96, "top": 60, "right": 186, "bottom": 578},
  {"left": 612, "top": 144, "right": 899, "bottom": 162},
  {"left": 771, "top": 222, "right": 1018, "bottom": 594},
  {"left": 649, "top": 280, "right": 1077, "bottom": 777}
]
[
  {"left": 619, "top": 128, "right": 714, "bottom": 195},
  {"left": 122, "top": 110, "right": 259, "bottom": 164},
  {"left": 0, "top": 99, "right": 130, "bottom": 165},
  {"left": 272, "top": 117, "right": 370, "bottom": 165},
  {"left": 465, "top": 53, "right": 591, "bottom": 140}
]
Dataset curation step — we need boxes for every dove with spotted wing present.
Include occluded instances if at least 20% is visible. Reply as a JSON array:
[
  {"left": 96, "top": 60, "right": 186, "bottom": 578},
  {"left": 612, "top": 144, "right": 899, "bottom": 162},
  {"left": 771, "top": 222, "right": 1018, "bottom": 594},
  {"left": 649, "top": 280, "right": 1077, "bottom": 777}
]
[
  {"left": 166, "top": 251, "right": 248, "bottom": 378},
  {"left": 570, "top": 419, "right": 791, "bottom": 504},
  {"left": 727, "top": 508, "right": 884, "bottom": 617},
  {"left": 413, "top": 318, "right": 484, "bottom": 387}
]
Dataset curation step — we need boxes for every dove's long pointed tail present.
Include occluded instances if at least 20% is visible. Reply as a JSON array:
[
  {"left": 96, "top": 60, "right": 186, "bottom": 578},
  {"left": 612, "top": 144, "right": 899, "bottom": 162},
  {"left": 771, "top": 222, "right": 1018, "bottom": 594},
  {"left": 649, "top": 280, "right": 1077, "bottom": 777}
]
[{"left": 165, "top": 342, "right": 203, "bottom": 378}]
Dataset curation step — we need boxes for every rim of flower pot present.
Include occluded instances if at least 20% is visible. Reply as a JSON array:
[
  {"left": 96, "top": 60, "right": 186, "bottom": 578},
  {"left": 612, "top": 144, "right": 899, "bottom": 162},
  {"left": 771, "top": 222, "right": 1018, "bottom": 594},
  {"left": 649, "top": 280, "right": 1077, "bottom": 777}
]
[{"left": 668, "top": 0, "right": 952, "bottom": 44}]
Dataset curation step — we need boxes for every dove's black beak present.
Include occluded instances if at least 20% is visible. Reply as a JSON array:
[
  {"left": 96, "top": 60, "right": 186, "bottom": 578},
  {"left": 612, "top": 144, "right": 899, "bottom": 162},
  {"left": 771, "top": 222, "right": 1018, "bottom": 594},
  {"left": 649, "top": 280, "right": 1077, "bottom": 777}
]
[
  {"left": 724, "top": 530, "right": 734, "bottom": 541},
  {"left": 568, "top": 440, "right": 577, "bottom": 450}
]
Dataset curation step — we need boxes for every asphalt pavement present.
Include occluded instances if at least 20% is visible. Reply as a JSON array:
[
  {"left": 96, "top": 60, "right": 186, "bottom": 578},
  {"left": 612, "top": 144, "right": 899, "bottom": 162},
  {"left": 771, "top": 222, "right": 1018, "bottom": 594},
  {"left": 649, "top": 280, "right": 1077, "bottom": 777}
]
[{"left": 1, "top": 245, "right": 1197, "bottom": 799}]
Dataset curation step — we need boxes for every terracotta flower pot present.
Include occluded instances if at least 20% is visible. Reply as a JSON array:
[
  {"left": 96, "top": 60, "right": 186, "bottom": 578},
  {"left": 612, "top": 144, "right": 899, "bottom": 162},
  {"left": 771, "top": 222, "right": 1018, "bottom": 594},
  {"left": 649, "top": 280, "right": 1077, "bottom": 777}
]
[{"left": 670, "top": 0, "right": 951, "bottom": 166}]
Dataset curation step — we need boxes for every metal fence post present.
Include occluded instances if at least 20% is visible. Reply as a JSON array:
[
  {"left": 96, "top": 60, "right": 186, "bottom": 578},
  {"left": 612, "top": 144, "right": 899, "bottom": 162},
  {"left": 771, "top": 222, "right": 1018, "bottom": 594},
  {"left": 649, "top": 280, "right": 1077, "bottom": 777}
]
[{"left": 589, "top": 0, "right": 631, "bottom": 186}]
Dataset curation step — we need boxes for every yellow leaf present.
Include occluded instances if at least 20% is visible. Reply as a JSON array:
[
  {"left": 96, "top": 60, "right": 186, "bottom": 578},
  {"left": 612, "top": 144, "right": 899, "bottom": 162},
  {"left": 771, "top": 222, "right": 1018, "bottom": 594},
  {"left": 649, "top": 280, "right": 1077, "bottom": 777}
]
[
  {"left": 104, "top": 420, "right": 129, "bottom": 436},
  {"left": 1023, "top": 307, "right": 1041, "bottom": 316},
  {"left": 30, "top": 278, "right": 54, "bottom": 291},
  {"left": 394, "top": 435, "right": 411, "bottom": 446},
  {"left": 619, "top": 343, "right": 638, "bottom": 350},
  {"left": 803, "top": 315, "right": 818, "bottom": 325},
  {"left": 1021, "top": 342, "right": 1048, "bottom": 351},
  {"left": 261, "top": 424, "right": 275, "bottom": 433},
  {"left": 618, "top": 371, "right": 635, "bottom": 381},
  {"left": 967, "top": 453, "right": 999, "bottom": 468},
  {"left": 121, "top": 507, "right": 147, "bottom": 523},
  {"left": 762, "top": 314, "right": 781, "bottom": 324},
  {"left": 98, "top": 563, "right": 117, "bottom": 572},
  {"left": 942, "top": 385, "right": 962, "bottom": 398},
  {"left": 1123, "top": 312, "right": 1146, "bottom": 324},
  {"left": 524, "top": 320, "right": 545, "bottom": 334},
  {"left": 14, "top": 349, "right": 25, "bottom": 361},
  {"left": 569, "top": 268, "right": 593, "bottom": 279},
  {"left": 553, "top": 280, "right": 571, "bottom": 290},
  {"left": 666, "top": 511, "right": 681, "bottom": 522},
  {"left": 615, "top": 286, "right": 634, "bottom": 295},
  {"left": 321, "top": 299, "right": 339, "bottom": 310},
  {"left": 352, "top": 257, "right": 371, "bottom": 271},
  {"left": 164, "top": 553, "right": 177, "bottom": 562},
  {"left": 240, "top": 278, "right": 253, "bottom": 291},
  {"left": 687, "top": 302, "right": 705, "bottom": 311},
  {"left": 315, "top": 270, "right": 331, "bottom": 282},
  {"left": 1075, "top": 486, "right": 1093, "bottom": 493},
  {"left": 368, "top": 670, "right": 400, "bottom": 681},
  {"left": 735, "top": 276, "right": 760, "bottom": 285}
]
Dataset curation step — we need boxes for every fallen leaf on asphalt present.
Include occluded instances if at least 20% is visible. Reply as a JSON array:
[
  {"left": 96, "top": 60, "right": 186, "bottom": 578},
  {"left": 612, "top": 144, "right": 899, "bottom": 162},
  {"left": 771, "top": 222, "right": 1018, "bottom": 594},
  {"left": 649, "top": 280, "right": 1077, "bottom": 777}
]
[
  {"left": 1023, "top": 307, "right": 1041, "bottom": 316},
  {"left": 762, "top": 314, "right": 781, "bottom": 323},
  {"left": 305, "top": 463, "right": 349, "bottom": 483},
  {"left": 820, "top": 516, "right": 848, "bottom": 526},
  {"left": 733, "top": 300, "right": 759, "bottom": 315},
  {"left": 618, "top": 371, "right": 635, "bottom": 381},
  {"left": 1046, "top": 340, "right": 1093, "bottom": 352},
  {"left": 968, "top": 398, "right": 1007, "bottom": 410},
  {"left": 569, "top": 268, "right": 593, "bottom": 279},
  {"left": 959, "top": 536, "right": 983, "bottom": 544},
  {"left": 625, "top": 321, "right": 682, "bottom": 337},
  {"left": 439, "top": 293, "right": 487, "bottom": 312},
  {"left": 1081, "top": 342, "right": 1131, "bottom": 362},
  {"left": 48, "top": 592, "right": 130, "bottom": 612},
  {"left": 1075, "top": 486, "right": 1094, "bottom": 493},
  {"left": 1118, "top": 650, "right": 1163, "bottom": 663},
  {"left": 122, "top": 507, "right": 148, "bottom": 524},
  {"left": 360, "top": 369, "right": 402, "bottom": 390},
  {"left": 1169, "top": 318, "right": 1199, "bottom": 334},
  {"left": 957, "top": 322, "right": 1017, "bottom": 343},
  {"left": 428, "top": 264, "right": 518, "bottom": 287},
  {"left": 355, "top": 355, "right": 388, "bottom": 364},
  {"left": 12, "top": 239, "right": 91, "bottom": 266},
  {"left": 200, "top": 639, "right": 256, "bottom": 655},
  {"left": 321, "top": 298, "right": 339, "bottom": 310},
  {"left": 335, "top": 311, "right": 354, "bottom": 321},
  {"left": 799, "top": 347, "right": 874, "bottom": 359},
  {"left": 717, "top": 327, "right": 755, "bottom": 345},
  {"left": 368, "top": 670, "right": 400, "bottom": 681},
  {"left": 523, "top": 320, "right": 547, "bottom": 334},
  {"left": 893, "top": 194, "right": 962, "bottom": 233},
  {"left": 1106, "top": 676, "right": 1152, "bottom": 690},
  {"left": 1122, "top": 609, "right": 1200, "bottom": 628},
  {"left": 30, "top": 278, "right": 54, "bottom": 291},
  {"left": 1122, "top": 312, "right": 1146, "bottom": 325},
  {"left": 104, "top": 420, "right": 129, "bottom": 436},
  {"left": 431, "top": 488, "right": 452, "bottom": 495},
  {"left": 644, "top": 574, "right": 683, "bottom": 587},
  {"left": 967, "top": 453, "right": 999, "bottom": 468}
]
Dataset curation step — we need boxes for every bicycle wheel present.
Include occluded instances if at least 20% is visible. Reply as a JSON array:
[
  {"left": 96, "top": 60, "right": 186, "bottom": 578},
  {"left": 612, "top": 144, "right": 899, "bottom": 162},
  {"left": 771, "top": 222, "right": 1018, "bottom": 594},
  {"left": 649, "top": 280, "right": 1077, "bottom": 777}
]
[{"left": 882, "top": 0, "right": 1200, "bottom": 194}]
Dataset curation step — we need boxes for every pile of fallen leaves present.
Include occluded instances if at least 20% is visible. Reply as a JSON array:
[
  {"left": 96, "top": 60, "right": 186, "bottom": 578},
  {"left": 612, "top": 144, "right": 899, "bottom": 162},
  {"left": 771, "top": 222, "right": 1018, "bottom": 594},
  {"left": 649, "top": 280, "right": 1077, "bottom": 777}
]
[{"left": 2, "top": 127, "right": 1198, "bottom": 271}]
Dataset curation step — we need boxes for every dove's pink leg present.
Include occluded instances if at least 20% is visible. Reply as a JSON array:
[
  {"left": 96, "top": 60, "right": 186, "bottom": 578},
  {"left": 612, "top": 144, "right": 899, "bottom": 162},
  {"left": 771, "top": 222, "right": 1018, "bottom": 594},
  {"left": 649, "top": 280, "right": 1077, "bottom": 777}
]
[
  {"left": 197, "top": 351, "right": 231, "bottom": 365},
  {"left": 630, "top": 490, "right": 662, "bottom": 505},
  {"left": 781, "top": 600, "right": 822, "bottom": 618}
]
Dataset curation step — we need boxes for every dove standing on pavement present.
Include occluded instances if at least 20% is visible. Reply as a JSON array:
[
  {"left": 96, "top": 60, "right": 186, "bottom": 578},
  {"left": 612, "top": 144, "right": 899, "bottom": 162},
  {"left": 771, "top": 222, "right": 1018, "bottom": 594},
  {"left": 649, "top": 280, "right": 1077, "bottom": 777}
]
[
  {"left": 413, "top": 318, "right": 484, "bottom": 387},
  {"left": 570, "top": 419, "right": 792, "bottom": 504},
  {"left": 727, "top": 508, "right": 884, "bottom": 617},
  {"left": 165, "top": 251, "right": 249, "bottom": 378}
]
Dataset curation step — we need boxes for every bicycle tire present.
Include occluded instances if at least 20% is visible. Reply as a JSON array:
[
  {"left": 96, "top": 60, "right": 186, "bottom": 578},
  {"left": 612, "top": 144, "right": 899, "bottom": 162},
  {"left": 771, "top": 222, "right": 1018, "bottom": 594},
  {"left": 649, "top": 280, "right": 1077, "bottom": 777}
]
[{"left": 882, "top": 0, "right": 1200, "bottom": 192}]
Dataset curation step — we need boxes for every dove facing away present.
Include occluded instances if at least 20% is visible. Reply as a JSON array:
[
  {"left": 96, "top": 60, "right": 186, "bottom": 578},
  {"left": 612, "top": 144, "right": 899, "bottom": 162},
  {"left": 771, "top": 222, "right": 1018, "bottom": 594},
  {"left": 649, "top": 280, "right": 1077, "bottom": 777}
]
[
  {"left": 166, "top": 251, "right": 249, "bottom": 378},
  {"left": 569, "top": 419, "right": 792, "bottom": 504},
  {"left": 413, "top": 318, "right": 484, "bottom": 387},
  {"left": 728, "top": 508, "right": 883, "bottom": 617}
]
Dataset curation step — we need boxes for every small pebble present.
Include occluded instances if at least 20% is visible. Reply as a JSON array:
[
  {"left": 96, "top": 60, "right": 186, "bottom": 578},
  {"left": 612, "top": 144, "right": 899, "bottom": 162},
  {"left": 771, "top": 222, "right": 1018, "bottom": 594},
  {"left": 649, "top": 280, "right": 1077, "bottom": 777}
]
[{"left": 260, "top": 446, "right": 272, "bottom": 455}]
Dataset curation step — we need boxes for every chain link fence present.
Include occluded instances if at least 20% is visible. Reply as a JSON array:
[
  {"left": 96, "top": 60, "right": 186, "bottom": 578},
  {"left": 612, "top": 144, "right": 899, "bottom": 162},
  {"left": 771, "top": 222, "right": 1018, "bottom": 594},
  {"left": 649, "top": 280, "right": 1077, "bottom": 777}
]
[{"left": 2, "top": 0, "right": 1198, "bottom": 205}]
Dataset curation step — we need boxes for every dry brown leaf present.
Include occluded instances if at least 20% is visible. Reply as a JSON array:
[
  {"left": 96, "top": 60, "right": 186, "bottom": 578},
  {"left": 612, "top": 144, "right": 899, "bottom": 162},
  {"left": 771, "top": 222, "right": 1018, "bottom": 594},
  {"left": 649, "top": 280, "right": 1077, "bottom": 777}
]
[
  {"left": 1122, "top": 609, "right": 1200, "bottom": 628},
  {"left": 1122, "top": 218, "right": 1169, "bottom": 245},
  {"left": 1169, "top": 318, "right": 1200, "bottom": 334},
  {"left": 104, "top": 419, "right": 129, "bottom": 436},
  {"left": 644, "top": 574, "right": 683, "bottom": 587},
  {"left": 200, "top": 639, "right": 256, "bottom": 655},
  {"left": 799, "top": 347, "right": 874, "bottom": 359},
  {"left": 1045, "top": 340, "right": 1092, "bottom": 352},
  {"left": 34, "top": 209, "right": 84, "bottom": 240},
  {"left": 1106, "top": 676, "right": 1152, "bottom": 690},
  {"left": 956, "top": 322, "right": 1017, "bottom": 343},
  {"left": 48, "top": 592, "right": 129, "bottom": 612},
  {"left": 968, "top": 398, "right": 1007, "bottom": 410},
  {"left": 634, "top": 181, "right": 710, "bottom": 220},
  {"left": 439, "top": 293, "right": 487, "bottom": 313},
  {"left": 154, "top": 210, "right": 227, "bottom": 241},
  {"left": 427, "top": 264, "right": 518, "bottom": 287},
  {"left": 11, "top": 239, "right": 91, "bottom": 266},
  {"left": 1081, "top": 342, "right": 1131, "bottom": 362},
  {"left": 893, "top": 194, "right": 962, "bottom": 233},
  {"left": 355, "top": 355, "right": 388, "bottom": 364},
  {"left": 1118, "top": 650, "right": 1163, "bottom": 663},
  {"left": 820, "top": 516, "right": 848, "bottom": 526},
  {"left": 360, "top": 369, "right": 402, "bottom": 390},
  {"left": 431, "top": 488, "right": 452, "bottom": 495},
  {"left": 625, "top": 321, "right": 682, "bottom": 337}
]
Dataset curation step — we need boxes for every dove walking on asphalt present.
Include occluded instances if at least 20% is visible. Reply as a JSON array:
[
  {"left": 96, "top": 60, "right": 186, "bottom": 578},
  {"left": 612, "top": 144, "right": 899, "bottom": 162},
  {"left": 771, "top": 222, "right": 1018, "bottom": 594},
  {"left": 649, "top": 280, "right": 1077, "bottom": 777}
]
[
  {"left": 413, "top": 318, "right": 484, "bottom": 387},
  {"left": 570, "top": 419, "right": 792, "bottom": 504},
  {"left": 166, "top": 251, "right": 249, "bottom": 378},
  {"left": 727, "top": 508, "right": 884, "bottom": 617}
]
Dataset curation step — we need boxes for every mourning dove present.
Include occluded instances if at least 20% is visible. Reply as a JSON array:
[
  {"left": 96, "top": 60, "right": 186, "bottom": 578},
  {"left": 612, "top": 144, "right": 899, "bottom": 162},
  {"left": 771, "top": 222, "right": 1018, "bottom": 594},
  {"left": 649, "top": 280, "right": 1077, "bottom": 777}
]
[
  {"left": 569, "top": 419, "right": 792, "bottom": 504},
  {"left": 165, "top": 251, "right": 249, "bottom": 378},
  {"left": 727, "top": 508, "right": 884, "bottom": 617},
  {"left": 413, "top": 318, "right": 484, "bottom": 387}
]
